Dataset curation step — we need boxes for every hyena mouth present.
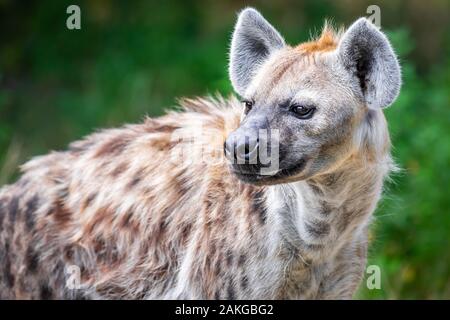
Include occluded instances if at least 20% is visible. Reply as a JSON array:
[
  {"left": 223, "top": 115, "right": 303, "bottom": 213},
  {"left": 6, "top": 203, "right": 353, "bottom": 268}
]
[{"left": 230, "top": 158, "right": 307, "bottom": 185}]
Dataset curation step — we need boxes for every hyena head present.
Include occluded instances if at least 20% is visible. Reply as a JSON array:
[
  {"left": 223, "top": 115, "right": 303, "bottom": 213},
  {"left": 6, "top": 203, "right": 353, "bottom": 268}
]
[{"left": 224, "top": 8, "right": 401, "bottom": 185}]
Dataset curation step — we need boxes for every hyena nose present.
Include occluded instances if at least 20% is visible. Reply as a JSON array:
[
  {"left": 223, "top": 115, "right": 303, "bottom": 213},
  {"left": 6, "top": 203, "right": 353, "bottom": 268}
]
[{"left": 224, "top": 132, "right": 259, "bottom": 163}]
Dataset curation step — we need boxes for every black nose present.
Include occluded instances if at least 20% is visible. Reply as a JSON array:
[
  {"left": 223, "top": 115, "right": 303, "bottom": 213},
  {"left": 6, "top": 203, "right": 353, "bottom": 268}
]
[{"left": 224, "top": 132, "right": 259, "bottom": 163}]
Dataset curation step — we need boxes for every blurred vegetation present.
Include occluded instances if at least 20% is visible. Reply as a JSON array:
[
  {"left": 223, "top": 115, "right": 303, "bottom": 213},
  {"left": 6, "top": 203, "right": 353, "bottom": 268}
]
[{"left": 1, "top": 0, "right": 449, "bottom": 299}]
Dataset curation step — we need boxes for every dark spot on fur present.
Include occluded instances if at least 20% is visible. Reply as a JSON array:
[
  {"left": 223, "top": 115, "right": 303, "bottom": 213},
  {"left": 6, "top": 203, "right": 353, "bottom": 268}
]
[
  {"left": 4, "top": 249, "right": 15, "bottom": 289},
  {"left": 5, "top": 271, "right": 15, "bottom": 289},
  {"left": 308, "top": 183, "right": 324, "bottom": 196},
  {"left": 175, "top": 176, "right": 191, "bottom": 198},
  {"left": 181, "top": 223, "right": 192, "bottom": 244},
  {"left": 57, "top": 186, "right": 70, "bottom": 200},
  {"left": 298, "top": 237, "right": 324, "bottom": 252},
  {"left": 144, "top": 121, "right": 178, "bottom": 133},
  {"left": 240, "top": 274, "right": 249, "bottom": 290},
  {"left": 86, "top": 207, "right": 111, "bottom": 234},
  {"left": 0, "top": 201, "right": 5, "bottom": 233},
  {"left": 238, "top": 254, "right": 246, "bottom": 266},
  {"left": 53, "top": 200, "right": 72, "bottom": 227},
  {"left": 82, "top": 193, "right": 96, "bottom": 211},
  {"left": 111, "top": 162, "right": 128, "bottom": 177},
  {"left": 69, "top": 290, "right": 88, "bottom": 300},
  {"left": 127, "top": 171, "right": 143, "bottom": 189},
  {"left": 109, "top": 245, "right": 120, "bottom": 265},
  {"left": 121, "top": 212, "right": 133, "bottom": 228},
  {"left": 8, "top": 196, "right": 19, "bottom": 223},
  {"left": 324, "top": 173, "right": 339, "bottom": 186},
  {"left": 64, "top": 246, "right": 74, "bottom": 262},
  {"left": 366, "top": 109, "right": 376, "bottom": 127},
  {"left": 39, "top": 283, "right": 53, "bottom": 299},
  {"left": 130, "top": 176, "right": 142, "bottom": 187},
  {"left": 227, "top": 279, "right": 236, "bottom": 300},
  {"left": 319, "top": 202, "right": 332, "bottom": 216},
  {"left": 94, "top": 136, "right": 129, "bottom": 158},
  {"left": 209, "top": 239, "right": 216, "bottom": 254},
  {"left": 93, "top": 236, "right": 107, "bottom": 262},
  {"left": 304, "top": 219, "right": 330, "bottom": 237},
  {"left": 25, "top": 195, "right": 39, "bottom": 231},
  {"left": 204, "top": 198, "right": 213, "bottom": 213},
  {"left": 69, "top": 140, "right": 95, "bottom": 155},
  {"left": 96, "top": 283, "right": 130, "bottom": 298},
  {"left": 25, "top": 247, "right": 39, "bottom": 273},
  {"left": 214, "top": 260, "right": 222, "bottom": 277},
  {"left": 225, "top": 250, "right": 233, "bottom": 267}
]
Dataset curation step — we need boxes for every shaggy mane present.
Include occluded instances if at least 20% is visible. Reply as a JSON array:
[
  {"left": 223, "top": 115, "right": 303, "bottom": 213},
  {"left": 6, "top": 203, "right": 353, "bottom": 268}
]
[{"left": 296, "top": 21, "right": 343, "bottom": 54}]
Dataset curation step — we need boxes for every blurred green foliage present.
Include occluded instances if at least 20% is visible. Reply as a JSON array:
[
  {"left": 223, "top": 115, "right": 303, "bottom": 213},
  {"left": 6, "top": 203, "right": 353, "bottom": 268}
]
[{"left": 1, "top": 0, "right": 449, "bottom": 299}]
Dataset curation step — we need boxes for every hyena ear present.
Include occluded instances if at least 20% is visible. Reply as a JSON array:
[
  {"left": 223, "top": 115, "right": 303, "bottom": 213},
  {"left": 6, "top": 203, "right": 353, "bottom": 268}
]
[
  {"left": 229, "top": 8, "right": 286, "bottom": 96},
  {"left": 338, "top": 18, "right": 401, "bottom": 109}
]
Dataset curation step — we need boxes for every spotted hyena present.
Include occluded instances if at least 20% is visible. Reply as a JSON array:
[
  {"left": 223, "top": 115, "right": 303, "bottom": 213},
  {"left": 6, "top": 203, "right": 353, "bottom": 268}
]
[{"left": 0, "top": 8, "right": 400, "bottom": 299}]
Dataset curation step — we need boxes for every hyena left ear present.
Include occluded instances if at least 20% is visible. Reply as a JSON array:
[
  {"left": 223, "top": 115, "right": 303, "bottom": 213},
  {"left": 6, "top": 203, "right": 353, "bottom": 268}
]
[
  {"left": 229, "top": 8, "right": 286, "bottom": 96},
  {"left": 338, "top": 18, "right": 401, "bottom": 109}
]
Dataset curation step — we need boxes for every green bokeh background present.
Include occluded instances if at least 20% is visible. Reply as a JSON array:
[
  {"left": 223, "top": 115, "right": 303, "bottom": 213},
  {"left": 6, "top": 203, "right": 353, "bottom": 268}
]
[{"left": 1, "top": 0, "right": 449, "bottom": 299}]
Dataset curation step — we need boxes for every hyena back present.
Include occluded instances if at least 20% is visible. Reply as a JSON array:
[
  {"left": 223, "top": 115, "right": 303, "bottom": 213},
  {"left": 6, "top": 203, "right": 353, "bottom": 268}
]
[{"left": 0, "top": 8, "right": 400, "bottom": 299}]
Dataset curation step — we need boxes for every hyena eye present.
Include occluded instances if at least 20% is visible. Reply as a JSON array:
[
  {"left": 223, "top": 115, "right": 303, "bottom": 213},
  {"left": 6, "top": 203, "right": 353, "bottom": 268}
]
[
  {"left": 290, "top": 104, "right": 316, "bottom": 120},
  {"left": 242, "top": 99, "right": 254, "bottom": 114}
]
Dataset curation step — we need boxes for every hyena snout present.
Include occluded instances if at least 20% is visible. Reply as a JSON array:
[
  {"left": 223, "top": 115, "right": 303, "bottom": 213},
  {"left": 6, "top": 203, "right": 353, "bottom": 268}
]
[
  {"left": 224, "top": 128, "right": 259, "bottom": 164},
  {"left": 224, "top": 122, "right": 280, "bottom": 185}
]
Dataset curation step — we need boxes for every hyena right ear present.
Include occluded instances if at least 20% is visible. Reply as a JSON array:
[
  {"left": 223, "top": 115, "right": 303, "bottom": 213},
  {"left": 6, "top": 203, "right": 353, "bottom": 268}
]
[
  {"left": 338, "top": 18, "right": 401, "bottom": 109},
  {"left": 229, "top": 8, "right": 286, "bottom": 96}
]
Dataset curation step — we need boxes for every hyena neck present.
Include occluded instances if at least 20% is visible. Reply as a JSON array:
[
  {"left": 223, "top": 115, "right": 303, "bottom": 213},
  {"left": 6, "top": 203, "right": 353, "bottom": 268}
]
[{"left": 267, "top": 153, "right": 391, "bottom": 265}]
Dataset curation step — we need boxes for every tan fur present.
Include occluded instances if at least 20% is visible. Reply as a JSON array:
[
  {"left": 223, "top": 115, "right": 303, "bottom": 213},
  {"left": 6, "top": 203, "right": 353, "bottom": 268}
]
[{"left": 296, "top": 24, "right": 341, "bottom": 54}]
